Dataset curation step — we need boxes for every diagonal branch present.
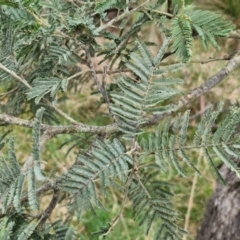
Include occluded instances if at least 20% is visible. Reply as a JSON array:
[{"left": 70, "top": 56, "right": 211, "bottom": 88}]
[
  {"left": 147, "top": 51, "right": 240, "bottom": 125},
  {"left": 38, "top": 189, "right": 60, "bottom": 226},
  {"left": 178, "top": 51, "right": 240, "bottom": 105},
  {"left": 85, "top": 45, "right": 111, "bottom": 107},
  {"left": 94, "top": 0, "right": 151, "bottom": 34},
  {"left": 0, "top": 63, "right": 32, "bottom": 89}
]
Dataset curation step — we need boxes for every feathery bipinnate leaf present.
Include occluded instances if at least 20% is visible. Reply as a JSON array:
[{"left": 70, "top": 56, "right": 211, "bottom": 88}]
[
  {"left": 170, "top": 5, "right": 235, "bottom": 62},
  {"left": 25, "top": 107, "right": 47, "bottom": 210},
  {"left": 0, "top": 130, "right": 12, "bottom": 151},
  {"left": 47, "top": 44, "right": 74, "bottom": 65},
  {"left": 0, "top": 19, "right": 16, "bottom": 82},
  {"left": 186, "top": 6, "right": 235, "bottom": 50},
  {"left": 27, "top": 167, "right": 38, "bottom": 211},
  {"left": 110, "top": 39, "right": 183, "bottom": 136},
  {"left": 0, "top": 138, "right": 24, "bottom": 213},
  {"left": 18, "top": 221, "right": 38, "bottom": 240},
  {"left": 0, "top": 220, "right": 15, "bottom": 240},
  {"left": 171, "top": 16, "right": 193, "bottom": 62},
  {"left": 130, "top": 172, "right": 187, "bottom": 240},
  {"left": 51, "top": 220, "right": 77, "bottom": 240},
  {"left": 58, "top": 138, "right": 133, "bottom": 216},
  {"left": 140, "top": 103, "right": 240, "bottom": 183},
  {"left": 26, "top": 77, "right": 67, "bottom": 104}
]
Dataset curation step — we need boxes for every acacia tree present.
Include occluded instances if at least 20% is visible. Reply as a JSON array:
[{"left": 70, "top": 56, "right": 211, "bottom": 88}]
[{"left": 0, "top": 0, "right": 240, "bottom": 239}]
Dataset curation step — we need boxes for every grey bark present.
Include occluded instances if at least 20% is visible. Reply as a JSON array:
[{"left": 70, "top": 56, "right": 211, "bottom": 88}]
[{"left": 197, "top": 162, "right": 240, "bottom": 240}]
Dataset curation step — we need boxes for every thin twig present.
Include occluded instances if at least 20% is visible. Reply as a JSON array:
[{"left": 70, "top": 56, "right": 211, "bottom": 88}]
[
  {"left": 101, "top": 61, "right": 118, "bottom": 120},
  {"left": 0, "top": 86, "right": 19, "bottom": 99},
  {"left": 148, "top": 9, "right": 174, "bottom": 18},
  {"left": 97, "top": 68, "right": 131, "bottom": 74},
  {"left": 44, "top": 99, "right": 79, "bottom": 124},
  {"left": 102, "top": 63, "right": 109, "bottom": 88},
  {"left": 94, "top": 0, "right": 151, "bottom": 34},
  {"left": 108, "top": 36, "right": 132, "bottom": 70},
  {"left": 38, "top": 189, "right": 60, "bottom": 226},
  {"left": 0, "top": 63, "right": 31, "bottom": 89},
  {"left": 67, "top": 69, "right": 90, "bottom": 82},
  {"left": 134, "top": 173, "right": 151, "bottom": 198},
  {"left": 68, "top": 68, "right": 132, "bottom": 76},
  {"left": 160, "top": 55, "right": 232, "bottom": 67},
  {"left": 194, "top": 56, "right": 231, "bottom": 64},
  {"left": 178, "top": 52, "right": 240, "bottom": 106},
  {"left": 85, "top": 46, "right": 104, "bottom": 92},
  {"left": 85, "top": 45, "right": 113, "bottom": 117},
  {"left": 189, "top": 105, "right": 211, "bottom": 121}
]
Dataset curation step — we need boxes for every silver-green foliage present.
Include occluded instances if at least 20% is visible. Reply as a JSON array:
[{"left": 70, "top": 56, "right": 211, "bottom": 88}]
[
  {"left": 0, "top": 0, "right": 239, "bottom": 240},
  {"left": 130, "top": 172, "right": 187, "bottom": 240},
  {"left": 171, "top": 5, "right": 235, "bottom": 62},
  {"left": 111, "top": 38, "right": 183, "bottom": 136},
  {"left": 0, "top": 108, "right": 46, "bottom": 214},
  {"left": 0, "top": 138, "right": 23, "bottom": 213},
  {"left": 58, "top": 138, "right": 133, "bottom": 218},
  {"left": 0, "top": 219, "right": 15, "bottom": 240},
  {"left": 26, "top": 78, "right": 68, "bottom": 104},
  {"left": 0, "top": 18, "right": 16, "bottom": 82},
  {"left": 141, "top": 103, "right": 240, "bottom": 184}
]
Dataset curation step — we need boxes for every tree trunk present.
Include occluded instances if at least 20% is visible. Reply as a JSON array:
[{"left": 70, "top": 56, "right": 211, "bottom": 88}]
[{"left": 197, "top": 163, "right": 240, "bottom": 240}]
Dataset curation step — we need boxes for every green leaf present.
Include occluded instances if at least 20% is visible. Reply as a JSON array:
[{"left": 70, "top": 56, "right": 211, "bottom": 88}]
[
  {"left": 27, "top": 168, "right": 38, "bottom": 211},
  {"left": 171, "top": 16, "right": 193, "bottom": 62}
]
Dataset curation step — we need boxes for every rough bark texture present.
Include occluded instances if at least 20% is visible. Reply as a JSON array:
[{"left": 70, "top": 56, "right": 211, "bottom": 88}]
[{"left": 197, "top": 162, "right": 240, "bottom": 240}]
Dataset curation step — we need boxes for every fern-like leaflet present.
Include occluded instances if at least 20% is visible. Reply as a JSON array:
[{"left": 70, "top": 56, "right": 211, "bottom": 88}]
[
  {"left": 170, "top": 5, "right": 235, "bottom": 62},
  {"left": 0, "top": 138, "right": 23, "bottom": 213},
  {"left": 140, "top": 102, "right": 240, "bottom": 183},
  {"left": 171, "top": 16, "right": 193, "bottom": 62},
  {"left": 110, "top": 38, "right": 183, "bottom": 136},
  {"left": 58, "top": 138, "right": 133, "bottom": 218},
  {"left": 130, "top": 171, "right": 187, "bottom": 240},
  {"left": 186, "top": 6, "right": 235, "bottom": 50},
  {"left": 0, "top": 18, "right": 16, "bottom": 82},
  {"left": 0, "top": 108, "right": 47, "bottom": 213},
  {"left": 26, "top": 78, "right": 68, "bottom": 104}
]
